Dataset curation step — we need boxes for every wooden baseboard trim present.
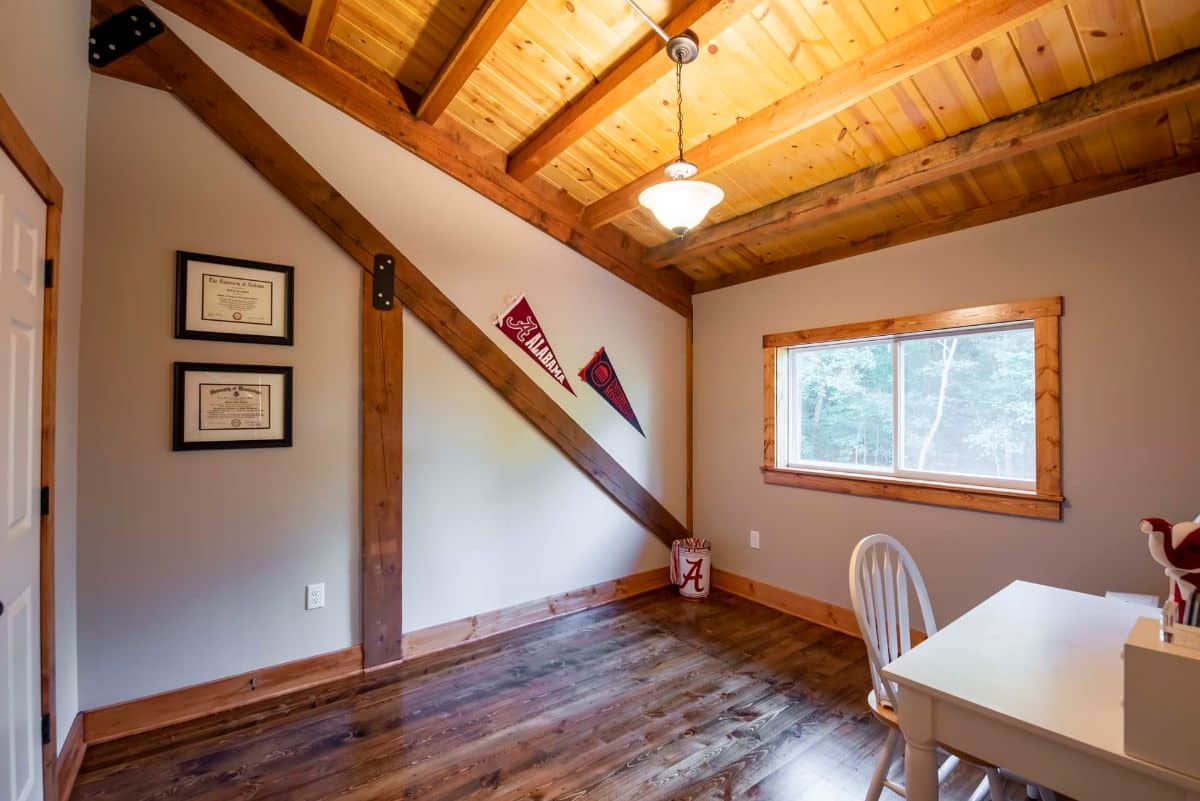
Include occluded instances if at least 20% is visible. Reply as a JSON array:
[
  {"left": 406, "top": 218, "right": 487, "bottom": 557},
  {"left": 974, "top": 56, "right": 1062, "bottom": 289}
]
[
  {"left": 81, "top": 567, "right": 671, "bottom": 746},
  {"left": 711, "top": 568, "right": 927, "bottom": 645},
  {"left": 401, "top": 567, "right": 671, "bottom": 661},
  {"left": 82, "top": 645, "right": 364, "bottom": 745},
  {"left": 711, "top": 568, "right": 862, "bottom": 638},
  {"left": 56, "top": 713, "right": 85, "bottom": 801}
]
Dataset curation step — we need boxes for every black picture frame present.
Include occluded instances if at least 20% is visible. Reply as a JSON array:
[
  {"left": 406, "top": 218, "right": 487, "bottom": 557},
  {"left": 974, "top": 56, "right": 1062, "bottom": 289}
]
[
  {"left": 175, "top": 251, "right": 295, "bottom": 346},
  {"left": 172, "top": 362, "right": 294, "bottom": 451}
]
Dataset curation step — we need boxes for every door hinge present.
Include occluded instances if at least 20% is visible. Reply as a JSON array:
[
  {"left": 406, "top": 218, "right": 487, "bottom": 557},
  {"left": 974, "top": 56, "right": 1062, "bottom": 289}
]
[
  {"left": 41, "top": 713, "right": 51, "bottom": 746},
  {"left": 40, "top": 486, "right": 50, "bottom": 517},
  {"left": 372, "top": 254, "right": 396, "bottom": 311},
  {"left": 44, "top": 259, "right": 54, "bottom": 289}
]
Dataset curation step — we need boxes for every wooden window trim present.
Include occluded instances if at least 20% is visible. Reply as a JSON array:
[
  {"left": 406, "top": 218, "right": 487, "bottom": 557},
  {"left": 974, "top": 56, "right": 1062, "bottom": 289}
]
[{"left": 762, "top": 298, "right": 1063, "bottom": 520}]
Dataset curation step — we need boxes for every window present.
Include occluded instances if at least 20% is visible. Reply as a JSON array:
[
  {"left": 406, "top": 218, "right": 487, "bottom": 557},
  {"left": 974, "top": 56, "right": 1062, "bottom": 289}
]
[{"left": 763, "top": 298, "right": 1063, "bottom": 519}]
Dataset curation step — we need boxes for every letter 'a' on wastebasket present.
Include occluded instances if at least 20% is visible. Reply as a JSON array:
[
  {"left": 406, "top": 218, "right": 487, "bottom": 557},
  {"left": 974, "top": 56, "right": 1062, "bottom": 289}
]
[{"left": 671, "top": 538, "right": 712, "bottom": 600}]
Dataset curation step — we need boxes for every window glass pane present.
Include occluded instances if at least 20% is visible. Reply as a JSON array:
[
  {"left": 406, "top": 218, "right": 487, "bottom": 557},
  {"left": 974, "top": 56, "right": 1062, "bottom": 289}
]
[
  {"left": 900, "top": 326, "right": 1035, "bottom": 481},
  {"left": 788, "top": 342, "right": 894, "bottom": 469}
]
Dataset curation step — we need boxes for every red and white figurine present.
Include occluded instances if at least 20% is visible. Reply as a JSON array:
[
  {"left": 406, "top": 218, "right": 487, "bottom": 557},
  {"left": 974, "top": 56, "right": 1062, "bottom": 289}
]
[{"left": 1139, "top": 516, "right": 1200, "bottom": 623}]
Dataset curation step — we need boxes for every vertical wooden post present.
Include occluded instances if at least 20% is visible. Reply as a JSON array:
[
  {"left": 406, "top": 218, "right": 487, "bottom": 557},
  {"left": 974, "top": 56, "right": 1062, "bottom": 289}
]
[
  {"left": 686, "top": 315, "right": 693, "bottom": 534},
  {"left": 361, "top": 276, "right": 403, "bottom": 668}
]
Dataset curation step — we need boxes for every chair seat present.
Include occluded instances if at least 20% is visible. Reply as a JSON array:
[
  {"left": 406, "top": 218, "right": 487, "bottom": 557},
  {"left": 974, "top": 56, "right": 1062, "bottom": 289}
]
[
  {"left": 868, "top": 689, "right": 899, "bottom": 729},
  {"left": 867, "top": 689, "right": 997, "bottom": 769}
]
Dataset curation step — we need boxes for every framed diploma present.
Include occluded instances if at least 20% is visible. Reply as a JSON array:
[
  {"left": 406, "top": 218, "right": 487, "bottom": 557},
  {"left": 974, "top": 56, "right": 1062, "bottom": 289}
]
[
  {"left": 172, "top": 362, "right": 293, "bottom": 451},
  {"left": 175, "top": 251, "right": 294, "bottom": 345}
]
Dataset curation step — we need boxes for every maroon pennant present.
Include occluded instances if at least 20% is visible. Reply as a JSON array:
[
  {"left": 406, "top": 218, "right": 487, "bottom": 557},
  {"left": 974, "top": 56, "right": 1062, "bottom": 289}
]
[
  {"left": 495, "top": 295, "right": 576, "bottom": 396},
  {"left": 579, "top": 347, "right": 644, "bottom": 436}
]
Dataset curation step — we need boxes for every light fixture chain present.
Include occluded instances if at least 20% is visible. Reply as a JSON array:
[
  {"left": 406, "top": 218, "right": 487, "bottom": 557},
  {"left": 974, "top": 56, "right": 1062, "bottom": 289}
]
[{"left": 675, "top": 59, "right": 684, "bottom": 164}]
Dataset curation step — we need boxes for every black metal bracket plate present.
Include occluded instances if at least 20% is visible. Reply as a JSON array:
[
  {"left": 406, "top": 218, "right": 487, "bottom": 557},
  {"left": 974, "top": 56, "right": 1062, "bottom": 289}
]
[
  {"left": 89, "top": 5, "right": 163, "bottom": 68},
  {"left": 373, "top": 255, "right": 396, "bottom": 311}
]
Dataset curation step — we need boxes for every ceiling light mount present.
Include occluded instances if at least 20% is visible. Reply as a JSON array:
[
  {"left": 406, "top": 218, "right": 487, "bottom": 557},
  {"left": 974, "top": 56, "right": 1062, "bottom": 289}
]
[
  {"left": 621, "top": 0, "right": 699, "bottom": 64},
  {"left": 665, "top": 31, "right": 699, "bottom": 65}
]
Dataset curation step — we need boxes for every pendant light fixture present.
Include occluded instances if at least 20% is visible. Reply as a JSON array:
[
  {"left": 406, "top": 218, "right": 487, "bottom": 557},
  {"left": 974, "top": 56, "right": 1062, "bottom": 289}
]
[{"left": 621, "top": 2, "right": 724, "bottom": 236}]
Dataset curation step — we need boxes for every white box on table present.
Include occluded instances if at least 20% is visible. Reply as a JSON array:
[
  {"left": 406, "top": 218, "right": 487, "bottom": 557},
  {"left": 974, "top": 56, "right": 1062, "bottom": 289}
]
[{"left": 1123, "top": 616, "right": 1200, "bottom": 779}]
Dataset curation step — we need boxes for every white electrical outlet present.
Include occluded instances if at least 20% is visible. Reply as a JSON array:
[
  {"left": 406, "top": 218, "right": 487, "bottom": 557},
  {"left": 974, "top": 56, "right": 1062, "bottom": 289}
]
[
  {"left": 750, "top": 530, "right": 761, "bottom": 549},
  {"left": 306, "top": 583, "right": 326, "bottom": 610}
]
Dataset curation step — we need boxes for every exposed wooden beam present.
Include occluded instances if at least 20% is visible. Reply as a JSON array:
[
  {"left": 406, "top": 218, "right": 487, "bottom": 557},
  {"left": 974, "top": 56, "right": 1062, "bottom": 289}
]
[
  {"left": 361, "top": 274, "right": 403, "bottom": 668},
  {"left": 94, "top": 51, "right": 173, "bottom": 91},
  {"left": 650, "top": 47, "right": 1200, "bottom": 268},
  {"left": 506, "top": 0, "right": 740, "bottom": 182},
  {"left": 140, "top": 0, "right": 693, "bottom": 316},
  {"left": 234, "top": 0, "right": 307, "bottom": 39},
  {"left": 581, "top": 0, "right": 1064, "bottom": 229},
  {"left": 301, "top": 0, "right": 340, "bottom": 52},
  {"left": 416, "top": 0, "right": 528, "bottom": 123},
  {"left": 693, "top": 151, "right": 1200, "bottom": 293},
  {"left": 324, "top": 38, "right": 422, "bottom": 111},
  {"left": 91, "top": 0, "right": 689, "bottom": 548}
]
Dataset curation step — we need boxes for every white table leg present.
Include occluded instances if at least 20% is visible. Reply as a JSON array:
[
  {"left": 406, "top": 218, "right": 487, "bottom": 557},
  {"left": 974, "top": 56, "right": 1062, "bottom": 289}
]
[{"left": 898, "top": 687, "right": 940, "bottom": 801}]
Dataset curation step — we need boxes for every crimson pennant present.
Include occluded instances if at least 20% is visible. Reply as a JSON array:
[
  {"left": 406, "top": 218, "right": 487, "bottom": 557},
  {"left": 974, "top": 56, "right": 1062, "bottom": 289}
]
[
  {"left": 494, "top": 295, "right": 576, "bottom": 396},
  {"left": 579, "top": 347, "right": 644, "bottom": 436}
]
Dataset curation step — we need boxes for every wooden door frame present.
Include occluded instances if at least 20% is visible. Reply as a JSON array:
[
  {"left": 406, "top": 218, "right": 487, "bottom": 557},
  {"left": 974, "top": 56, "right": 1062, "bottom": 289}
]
[{"left": 0, "top": 91, "right": 64, "bottom": 798}]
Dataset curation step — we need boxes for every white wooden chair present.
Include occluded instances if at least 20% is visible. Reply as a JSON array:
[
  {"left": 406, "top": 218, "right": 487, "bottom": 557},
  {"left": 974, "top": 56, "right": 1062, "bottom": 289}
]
[{"left": 849, "top": 533, "right": 1008, "bottom": 801}]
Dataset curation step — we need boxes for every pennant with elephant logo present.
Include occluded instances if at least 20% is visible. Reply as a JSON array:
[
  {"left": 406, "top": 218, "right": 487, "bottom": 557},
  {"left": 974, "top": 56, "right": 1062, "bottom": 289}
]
[
  {"left": 579, "top": 347, "right": 644, "bottom": 436},
  {"left": 494, "top": 295, "right": 576, "bottom": 396}
]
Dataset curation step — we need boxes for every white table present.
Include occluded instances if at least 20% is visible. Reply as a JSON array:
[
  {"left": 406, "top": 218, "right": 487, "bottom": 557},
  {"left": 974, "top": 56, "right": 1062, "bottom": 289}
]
[{"left": 882, "top": 581, "right": 1200, "bottom": 801}]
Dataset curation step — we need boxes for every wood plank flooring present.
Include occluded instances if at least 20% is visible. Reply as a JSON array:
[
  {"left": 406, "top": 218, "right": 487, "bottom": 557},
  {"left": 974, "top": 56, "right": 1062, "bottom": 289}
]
[{"left": 72, "top": 589, "right": 1037, "bottom": 801}]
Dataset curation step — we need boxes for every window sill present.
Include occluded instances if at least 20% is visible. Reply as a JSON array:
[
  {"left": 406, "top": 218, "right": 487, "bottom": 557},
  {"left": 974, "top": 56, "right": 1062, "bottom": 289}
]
[{"left": 761, "top": 467, "right": 1063, "bottom": 520}]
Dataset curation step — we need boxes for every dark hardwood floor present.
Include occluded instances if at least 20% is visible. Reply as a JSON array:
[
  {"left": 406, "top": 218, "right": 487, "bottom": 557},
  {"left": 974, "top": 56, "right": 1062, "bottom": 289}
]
[{"left": 73, "top": 589, "right": 1033, "bottom": 801}]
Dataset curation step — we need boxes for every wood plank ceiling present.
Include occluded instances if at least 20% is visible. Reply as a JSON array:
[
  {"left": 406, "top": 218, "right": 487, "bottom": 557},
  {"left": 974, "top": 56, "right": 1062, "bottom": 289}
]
[{"left": 207, "top": 0, "right": 1200, "bottom": 294}]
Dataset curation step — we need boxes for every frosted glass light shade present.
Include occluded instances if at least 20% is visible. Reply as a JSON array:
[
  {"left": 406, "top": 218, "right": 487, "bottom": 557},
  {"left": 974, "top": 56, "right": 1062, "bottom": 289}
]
[{"left": 638, "top": 178, "right": 724, "bottom": 236}]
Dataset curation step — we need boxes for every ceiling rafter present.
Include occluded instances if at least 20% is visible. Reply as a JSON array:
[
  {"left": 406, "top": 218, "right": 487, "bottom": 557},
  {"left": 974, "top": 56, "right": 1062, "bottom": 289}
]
[
  {"left": 143, "top": 0, "right": 693, "bottom": 315},
  {"left": 506, "top": 0, "right": 744, "bottom": 182},
  {"left": 646, "top": 46, "right": 1200, "bottom": 269},
  {"left": 693, "top": 151, "right": 1200, "bottom": 293},
  {"left": 580, "top": 0, "right": 1066, "bottom": 230},
  {"left": 416, "top": 0, "right": 530, "bottom": 124},
  {"left": 301, "top": 0, "right": 341, "bottom": 52}
]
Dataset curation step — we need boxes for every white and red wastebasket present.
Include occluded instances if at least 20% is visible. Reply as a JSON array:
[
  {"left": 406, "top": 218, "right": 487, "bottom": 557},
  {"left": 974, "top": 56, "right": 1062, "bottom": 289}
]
[{"left": 671, "top": 538, "right": 712, "bottom": 600}]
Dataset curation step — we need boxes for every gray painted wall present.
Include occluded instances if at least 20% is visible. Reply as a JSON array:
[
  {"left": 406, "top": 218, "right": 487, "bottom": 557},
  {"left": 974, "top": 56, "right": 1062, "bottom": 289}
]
[{"left": 694, "top": 173, "right": 1200, "bottom": 626}]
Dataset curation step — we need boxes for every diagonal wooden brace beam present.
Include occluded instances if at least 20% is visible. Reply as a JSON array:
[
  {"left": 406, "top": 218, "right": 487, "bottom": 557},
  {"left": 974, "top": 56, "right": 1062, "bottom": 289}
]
[{"left": 91, "top": 0, "right": 688, "bottom": 548}]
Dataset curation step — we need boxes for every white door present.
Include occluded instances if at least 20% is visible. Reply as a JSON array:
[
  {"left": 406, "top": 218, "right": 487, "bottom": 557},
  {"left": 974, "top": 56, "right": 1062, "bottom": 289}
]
[{"left": 0, "top": 148, "right": 46, "bottom": 801}]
